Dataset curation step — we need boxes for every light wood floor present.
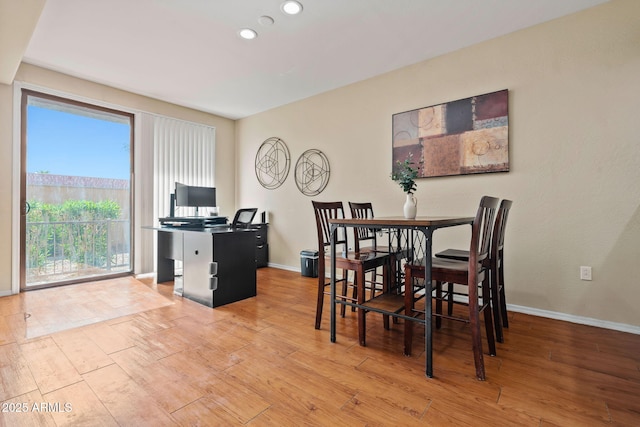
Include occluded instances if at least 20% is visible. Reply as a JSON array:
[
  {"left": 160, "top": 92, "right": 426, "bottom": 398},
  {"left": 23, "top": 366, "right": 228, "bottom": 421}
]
[{"left": 0, "top": 268, "right": 638, "bottom": 426}]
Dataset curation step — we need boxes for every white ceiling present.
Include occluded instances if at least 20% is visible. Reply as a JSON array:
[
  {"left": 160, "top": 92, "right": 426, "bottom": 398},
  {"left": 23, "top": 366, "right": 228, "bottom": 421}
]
[{"left": 22, "top": 0, "right": 608, "bottom": 120}]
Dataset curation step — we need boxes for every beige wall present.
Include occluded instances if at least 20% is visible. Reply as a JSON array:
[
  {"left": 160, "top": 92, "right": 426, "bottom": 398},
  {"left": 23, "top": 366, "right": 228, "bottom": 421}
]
[
  {"left": 236, "top": 0, "right": 640, "bottom": 327},
  {"left": 0, "top": 78, "right": 13, "bottom": 289},
  {"left": 0, "top": 64, "right": 236, "bottom": 293}
]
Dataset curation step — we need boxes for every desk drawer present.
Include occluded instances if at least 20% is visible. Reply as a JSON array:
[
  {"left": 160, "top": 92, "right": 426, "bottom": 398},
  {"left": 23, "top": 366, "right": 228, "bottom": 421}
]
[
  {"left": 257, "top": 243, "right": 269, "bottom": 268},
  {"left": 253, "top": 223, "right": 268, "bottom": 245}
]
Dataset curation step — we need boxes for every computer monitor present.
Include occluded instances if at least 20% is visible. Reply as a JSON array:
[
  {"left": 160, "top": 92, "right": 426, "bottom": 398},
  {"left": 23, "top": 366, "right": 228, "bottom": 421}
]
[{"left": 174, "top": 182, "right": 216, "bottom": 216}]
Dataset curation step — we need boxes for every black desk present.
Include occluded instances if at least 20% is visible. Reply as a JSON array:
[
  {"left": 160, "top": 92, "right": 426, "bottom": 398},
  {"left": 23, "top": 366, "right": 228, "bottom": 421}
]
[{"left": 154, "top": 226, "right": 257, "bottom": 308}]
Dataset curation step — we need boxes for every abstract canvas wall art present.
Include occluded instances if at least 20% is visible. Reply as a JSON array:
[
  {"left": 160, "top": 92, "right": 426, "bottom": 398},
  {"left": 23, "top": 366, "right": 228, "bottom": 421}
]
[{"left": 392, "top": 89, "right": 509, "bottom": 178}]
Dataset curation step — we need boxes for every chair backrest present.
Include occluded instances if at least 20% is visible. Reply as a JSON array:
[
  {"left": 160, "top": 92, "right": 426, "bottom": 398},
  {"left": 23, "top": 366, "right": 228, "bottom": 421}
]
[
  {"left": 348, "top": 202, "right": 377, "bottom": 253},
  {"left": 491, "top": 199, "right": 513, "bottom": 261},
  {"left": 312, "top": 201, "right": 348, "bottom": 253},
  {"left": 469, "top": 196, "right": 500, "bottom": 272}
]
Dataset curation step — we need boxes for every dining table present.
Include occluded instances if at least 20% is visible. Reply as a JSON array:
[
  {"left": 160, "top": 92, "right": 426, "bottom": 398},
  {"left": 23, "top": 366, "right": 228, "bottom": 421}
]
[{"left": 328, "top": 215, "right": 474, "bottom": 378}]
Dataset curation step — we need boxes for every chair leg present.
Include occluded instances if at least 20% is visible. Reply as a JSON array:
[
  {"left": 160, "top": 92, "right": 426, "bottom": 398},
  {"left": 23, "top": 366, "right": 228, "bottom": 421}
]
[
  {"left": 481, "top": 275, "right": 496, "bottom": 356},
  {"left": 351, "top": 269, "right": 358, "bottom": 312},
  {"left": 491, "top": 266, "right": 504, "bottom": 343},
  {"left": 341, "top": 269, "right": 348, "bottom": 317},
  {"left": 403, "top": 267, "right": 415, "bottom": 356},
  {"left": 315, "top": 262, "right": 326, "bottom": 330},
  {"left": 382, "top": 264, "right": 390, "bottom": 330},
  {"left": 467, "top": 279, "right": 486, "bottom": 381},
  {"left": 447, "top": 282, "right": 454, "bottom": 316},
  {"left": 435, "top": 281, "right": 443, "bottom": 329},
  {"left": 391, "top": 257, "right": 400, "bottom": 324},
  {"left": 357, "top": 267, "right": 367, "bottom": 346},
  {"left": 499, "top": 263, "right": 509, "bottom": 329}
]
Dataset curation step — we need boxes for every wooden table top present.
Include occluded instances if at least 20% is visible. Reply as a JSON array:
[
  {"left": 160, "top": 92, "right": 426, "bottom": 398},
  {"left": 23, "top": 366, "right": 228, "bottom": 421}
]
[{"left": 328, "top": 215, "right": 474, "bottom": 227}]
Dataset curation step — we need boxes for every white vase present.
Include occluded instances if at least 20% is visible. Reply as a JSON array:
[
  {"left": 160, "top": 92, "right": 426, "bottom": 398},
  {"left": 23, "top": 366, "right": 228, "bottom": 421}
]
[{"left": 403, "top": 193, "right": 417, "bottom": 219}]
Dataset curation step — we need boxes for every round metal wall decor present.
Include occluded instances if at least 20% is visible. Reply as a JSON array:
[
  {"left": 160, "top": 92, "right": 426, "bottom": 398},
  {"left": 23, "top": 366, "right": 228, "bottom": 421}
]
[
  {"left": 255, "top": 137, "right": 291, "bottom": 189},
  {"left": 294, "top": 149, "right": 330, "bottom": 196}
]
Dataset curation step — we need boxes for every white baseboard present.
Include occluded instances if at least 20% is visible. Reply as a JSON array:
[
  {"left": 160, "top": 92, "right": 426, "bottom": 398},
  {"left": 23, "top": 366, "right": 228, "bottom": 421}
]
[
  {"left": 266, "top": 262, "right": 299, "bottom": 272},
  {"left": 0, "top": 290, "right": 13, "bottom": 297},
  {"left": 507, "top": 304, "right": 640, "bottom": 335},
  {"left": 423, "top": 294, "right": 640, "bottom": 335}
]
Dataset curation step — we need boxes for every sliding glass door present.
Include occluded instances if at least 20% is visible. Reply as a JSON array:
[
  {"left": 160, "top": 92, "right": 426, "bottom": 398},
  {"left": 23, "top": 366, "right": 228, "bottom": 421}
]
[{"left": 20, "top": 90, "right": 134, "bottom": 289}]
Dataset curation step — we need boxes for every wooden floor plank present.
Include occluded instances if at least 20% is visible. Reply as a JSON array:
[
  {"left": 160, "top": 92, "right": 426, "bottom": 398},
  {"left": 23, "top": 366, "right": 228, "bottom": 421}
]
[
  {"left": 82, "top": 322, "right": 136, "bottom": 355},
  {"left": 549, "top": 344, "right": 640, "bottom": 381},
  {"left": 159, "top": 344, "right": 243, "bottom": 378},
  {"left": 82, "top": 364, "right": 175, "bottom": 426},
  {"left": 192, "top": 375, "right": 271, "bottom": 424},
  {"left": 0, "top": 316, "right": 17, "bottom": 346},
  {"left": 0, "top": 268, "right": 639, "bottom": 425},
  {"left": 171, "top": 396, "right": 244, "bottom": 426},
  {"left": 0, "top": 343, "right": 38, "bottom": 401},
  {"left": 18, "top": 337, "right": 83, "bottom": 394},
  {"left": 133, "top": 360, "right": 204, "bottom": 414},
  {"left": 425, "top": 398, "right": 541, "bottom": 426},
  {"left": 51, "top": 329, "right": 114, "bottom": 375},
  {"left": 0, "top": 389, "right": 56, "bottom": 427},
  {"left": 43, "top": 381, "right": 118, "bottom": 426},
  {"left": 340, "top": 390, "right": 428, "bottom": 426}
]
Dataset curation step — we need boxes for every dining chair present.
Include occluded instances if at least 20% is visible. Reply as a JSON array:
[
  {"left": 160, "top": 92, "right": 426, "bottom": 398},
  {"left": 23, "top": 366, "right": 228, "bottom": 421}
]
[
  {"left": 435, "top": 199, "right": 513, "bottom": 342},
  {"left": 348, "top": 202, "right": 406, "bottom": 326},
  {"left": 403, "top": 195, "right": 499, "bottom": 381},
  {"left": 348, "top": 202, "right": 400, "bottom": 292},
  {"left": 312, "top": 201, "right": 393, "bottom": 346},
  {"left": 348, "top": 202, "right": 387, "bottom": 253}
]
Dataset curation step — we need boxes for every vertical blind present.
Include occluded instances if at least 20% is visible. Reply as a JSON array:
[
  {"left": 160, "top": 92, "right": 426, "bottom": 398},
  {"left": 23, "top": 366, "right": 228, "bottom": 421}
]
[{"left": 152, "top": 115, "right": 216, "bottom": 220}]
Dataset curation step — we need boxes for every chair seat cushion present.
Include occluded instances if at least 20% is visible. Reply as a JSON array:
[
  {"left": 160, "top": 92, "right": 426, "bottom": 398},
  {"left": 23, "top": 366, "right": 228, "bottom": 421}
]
[
  {"left": 432, "top": 257, "right": 468, "bottom": 273},
  {"left": 406, "top": 257, "right": 478, "bottom": 284},
  {"left": 323, "top": 250, "right": 392, "bottom": 268},
  {"left": 435, "top": 248, "right": 470, "bottom": 261},
  {"left": 359, "top": 246, "right": 408, "bottom": 259},
  {"left": 359, "top": 246, "right": 396, "bottom": 253}
]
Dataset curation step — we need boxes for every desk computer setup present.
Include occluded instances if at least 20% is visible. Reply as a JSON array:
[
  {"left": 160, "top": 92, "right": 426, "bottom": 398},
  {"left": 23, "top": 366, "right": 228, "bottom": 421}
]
[
  {"left": 159, "top": 181, "right": 227, "bottom": 228},
  {"left": 153, "top": 182, "right": 267, "bottom": 308}
]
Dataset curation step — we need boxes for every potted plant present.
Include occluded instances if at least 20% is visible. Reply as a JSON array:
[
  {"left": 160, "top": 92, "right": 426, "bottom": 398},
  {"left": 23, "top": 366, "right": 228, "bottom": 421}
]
[{"left": 391, "top": 154, "right": 420, "bottom": 219}]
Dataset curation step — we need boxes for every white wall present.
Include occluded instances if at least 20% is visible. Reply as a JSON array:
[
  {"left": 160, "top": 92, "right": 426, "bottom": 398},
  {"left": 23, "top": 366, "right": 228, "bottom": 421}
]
[{"left": 236, "top": 0, "right": 640, "bottom": 328}]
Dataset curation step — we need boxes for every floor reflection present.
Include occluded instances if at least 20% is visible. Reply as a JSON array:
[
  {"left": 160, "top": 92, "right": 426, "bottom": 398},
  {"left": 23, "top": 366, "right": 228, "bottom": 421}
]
[{"left": 1, "top": 276, "right": 173, "bottom": 340}]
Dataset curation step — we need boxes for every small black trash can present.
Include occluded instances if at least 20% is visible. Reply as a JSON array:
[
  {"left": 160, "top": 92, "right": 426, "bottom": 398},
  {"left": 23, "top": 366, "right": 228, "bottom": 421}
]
[{"left": 300, "top": 249, "right": 319, "bottom": 278}]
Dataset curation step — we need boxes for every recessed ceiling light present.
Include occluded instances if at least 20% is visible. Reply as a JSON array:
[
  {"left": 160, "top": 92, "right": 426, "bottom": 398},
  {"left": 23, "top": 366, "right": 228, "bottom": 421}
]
[
  {"left": 258, "top": 15, "right": 274, "bottom": 26},
  {"left": 281, "top": 1, "right": 303, "bottom": 15},
  {"left": 238, "top": 28, "right": 258, "bottom": 40}
]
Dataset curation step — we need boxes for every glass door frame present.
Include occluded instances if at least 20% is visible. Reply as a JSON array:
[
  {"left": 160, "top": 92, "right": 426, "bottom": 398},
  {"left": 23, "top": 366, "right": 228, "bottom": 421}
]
[{"left": 19, "top": 88, "right": 135, "bottom": 291}]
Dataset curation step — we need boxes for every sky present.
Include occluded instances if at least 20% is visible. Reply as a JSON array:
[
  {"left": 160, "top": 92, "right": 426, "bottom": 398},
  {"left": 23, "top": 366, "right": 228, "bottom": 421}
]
[{"left": 27, "top": 105, "right": 131, "bottom": 180}]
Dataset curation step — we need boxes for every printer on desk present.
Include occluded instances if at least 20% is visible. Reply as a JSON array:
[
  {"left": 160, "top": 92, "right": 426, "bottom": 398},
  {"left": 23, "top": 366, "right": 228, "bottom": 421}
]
[
  {"left": 159, "top": 208, "right": 257, "bottom": 229},
  {"left": 159, "top": 216, "right": 228, "bottom": 229}
]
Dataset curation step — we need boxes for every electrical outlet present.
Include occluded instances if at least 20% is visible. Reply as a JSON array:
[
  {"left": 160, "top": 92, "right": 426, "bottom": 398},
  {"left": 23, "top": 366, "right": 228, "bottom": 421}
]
[{"left": 580, "top": 266, "right": 592, "bottom": 281}]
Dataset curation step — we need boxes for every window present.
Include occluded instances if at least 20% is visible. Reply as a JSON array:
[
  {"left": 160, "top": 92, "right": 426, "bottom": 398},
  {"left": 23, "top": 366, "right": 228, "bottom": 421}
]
[{"left": 20, "top": 90, "right": 134, "bottom": 289}]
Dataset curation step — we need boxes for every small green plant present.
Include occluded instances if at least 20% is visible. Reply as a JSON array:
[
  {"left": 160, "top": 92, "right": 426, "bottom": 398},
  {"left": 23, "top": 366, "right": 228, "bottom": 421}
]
[{"left": 391, "top": 154, "right": 420, "bottom": 194}]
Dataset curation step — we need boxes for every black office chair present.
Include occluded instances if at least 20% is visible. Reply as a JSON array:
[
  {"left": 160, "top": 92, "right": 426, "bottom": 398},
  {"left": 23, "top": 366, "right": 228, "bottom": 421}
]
[{"left": 231, "top": 208, "right": 258, "bottom": 228}]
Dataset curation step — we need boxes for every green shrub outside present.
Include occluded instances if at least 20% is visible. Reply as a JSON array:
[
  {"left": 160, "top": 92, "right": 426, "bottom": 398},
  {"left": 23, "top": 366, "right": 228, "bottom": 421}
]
[{"left": 26, "top": 200, "right": 121, "bottom": 270}]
